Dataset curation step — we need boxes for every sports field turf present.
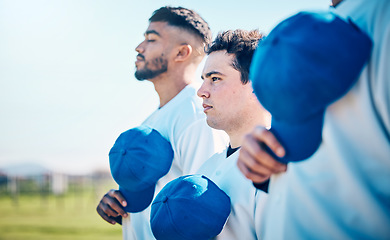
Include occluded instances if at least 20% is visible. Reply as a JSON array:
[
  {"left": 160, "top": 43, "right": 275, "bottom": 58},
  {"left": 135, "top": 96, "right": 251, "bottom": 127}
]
[{"left": 0, "top": 191, "right": 122, "bottom": 240}]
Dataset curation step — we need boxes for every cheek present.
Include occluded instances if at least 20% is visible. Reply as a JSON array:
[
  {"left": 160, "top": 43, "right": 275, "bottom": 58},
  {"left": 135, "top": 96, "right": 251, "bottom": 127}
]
[
  {"left": 223, "top": 87, "right": 251, "bottom": 110},
  {"left": 145, "top": 44, "right": 163, "bottom": 55},
  {"left": 212, "top": 87, "right": 230, "bottom": 103},
  {"left": 215, "top": 91, "right": 237, "bottom": 113}
]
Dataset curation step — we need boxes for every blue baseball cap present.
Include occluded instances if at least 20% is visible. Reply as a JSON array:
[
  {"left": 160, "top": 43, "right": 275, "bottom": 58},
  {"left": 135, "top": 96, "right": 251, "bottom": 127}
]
[
  {"left": 150, "top": 175, "right": 231, "bottom": 240},
  {"left": 250, "top": 11, "right": 372, "bottom": 163},
  {"left": 109, "top": 126, "right": 174, "bottom": 212}
]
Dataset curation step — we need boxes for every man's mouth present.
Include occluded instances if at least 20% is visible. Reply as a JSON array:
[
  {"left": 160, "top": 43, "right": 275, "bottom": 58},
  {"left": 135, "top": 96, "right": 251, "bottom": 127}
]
[
  {"left": 135, "top": 54, "right": 145, "bottom": 64},
  {"left": 202, "top": 103, "right": 212, "bottom": 113},
  {"left": 136, "top": 54, "right": 145, "bottom": 61}
]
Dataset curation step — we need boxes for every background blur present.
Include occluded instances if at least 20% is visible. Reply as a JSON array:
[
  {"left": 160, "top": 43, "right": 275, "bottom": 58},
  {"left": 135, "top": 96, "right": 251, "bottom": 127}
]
[{"left": 0, "top": 0, "right": 329, "bottom": 239}]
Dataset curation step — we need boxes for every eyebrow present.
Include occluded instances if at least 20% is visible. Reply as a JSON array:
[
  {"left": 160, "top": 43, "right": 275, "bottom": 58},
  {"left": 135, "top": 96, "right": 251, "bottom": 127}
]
[
  {"left": 145, "top": 30, "right": 160, "bottom": 37},
  {"left": 201, "top": 70, "right": 226, "bottom": 79}
]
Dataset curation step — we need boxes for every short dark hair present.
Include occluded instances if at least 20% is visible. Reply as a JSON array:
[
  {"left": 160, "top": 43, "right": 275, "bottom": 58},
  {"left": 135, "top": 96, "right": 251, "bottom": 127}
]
[
  {"left": 206, "top": 29, "right": 265, "bottom": 84},
  {"left": 149, "top": 6, "right": 212, "bottom": 45}
]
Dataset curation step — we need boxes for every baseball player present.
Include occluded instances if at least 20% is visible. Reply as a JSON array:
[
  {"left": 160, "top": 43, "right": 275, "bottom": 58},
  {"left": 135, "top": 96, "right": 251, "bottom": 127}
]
[
  {"left": 238, "top": 1, "right": 390, "bottom": 239},
  {"left": 96, "top": 6, "right": 228, "bottom": 240},
  {"left": 193, "top": 29, "right": 270, "bottom": 239}
]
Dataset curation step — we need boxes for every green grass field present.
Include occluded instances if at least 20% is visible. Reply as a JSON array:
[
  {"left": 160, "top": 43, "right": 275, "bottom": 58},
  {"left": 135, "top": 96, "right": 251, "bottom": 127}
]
[{"left": 0, "top": 190, "right": 123, "bottom": 240}]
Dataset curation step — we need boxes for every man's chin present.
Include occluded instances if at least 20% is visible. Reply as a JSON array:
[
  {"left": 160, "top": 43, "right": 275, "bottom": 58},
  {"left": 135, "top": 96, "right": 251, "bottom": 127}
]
[
  {"left": 134, "top": 66, "right": 167, "bottom": 81},
  {"left": 206, "top": 118, "right": 220, "bottom": 130},
  {"left": 134, "top": 71, "right": 148, "bottom": 81}
]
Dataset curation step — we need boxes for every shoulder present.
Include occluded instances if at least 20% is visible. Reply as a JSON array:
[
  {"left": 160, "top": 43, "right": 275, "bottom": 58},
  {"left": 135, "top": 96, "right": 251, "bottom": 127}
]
[
  {"left": 197, "top": 149, "right": 228, "bottom": 175},
  {"left": 333, "top": 0, "right": 390, "bottom": 31},
  {"left": 167, "top": 85, "right": 208, "bottom": 132},
  {"left": 173, "top": 84, "right": 204, "bottom": 116}
]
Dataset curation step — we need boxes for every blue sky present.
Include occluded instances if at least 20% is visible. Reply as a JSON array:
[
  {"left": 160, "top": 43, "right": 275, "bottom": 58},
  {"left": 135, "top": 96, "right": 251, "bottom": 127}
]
[{"left": 0, "top": 0, "right": 330, "bottom": 174}]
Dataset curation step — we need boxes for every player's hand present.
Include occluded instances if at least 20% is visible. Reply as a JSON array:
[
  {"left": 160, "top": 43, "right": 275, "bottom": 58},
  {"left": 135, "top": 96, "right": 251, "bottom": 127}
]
[
  {"left": 237, "top": 126, "right": 287, "bottom": 184},
  {"left": 96, "top": 189, "right": 128, "bottom": 225}
]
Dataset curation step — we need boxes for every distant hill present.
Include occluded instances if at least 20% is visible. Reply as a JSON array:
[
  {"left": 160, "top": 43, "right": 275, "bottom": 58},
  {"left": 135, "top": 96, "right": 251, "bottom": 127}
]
[{"left": 0, "top": 162, "right": 51, "bottom": 177}]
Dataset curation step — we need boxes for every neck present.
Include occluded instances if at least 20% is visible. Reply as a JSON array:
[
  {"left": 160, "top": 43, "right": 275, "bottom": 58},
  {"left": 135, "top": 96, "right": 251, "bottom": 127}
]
[
  {"left": 151, "top": 65, "right": 196, "bottom": 108},
  {"left": 227, "top": 104, "right": 271, "bottom": 149},
  {"left": 228, "top": 125, "right": 255, "bottom": 149}
]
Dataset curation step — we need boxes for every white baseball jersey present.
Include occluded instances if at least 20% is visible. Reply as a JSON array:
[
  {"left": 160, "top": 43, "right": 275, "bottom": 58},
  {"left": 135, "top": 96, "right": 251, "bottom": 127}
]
[
  {"left": 261, "top": 0, "right": 390, "bottom": 239},
  {"left": 124, "top": 82, "right": 229, "bottom": 239},
  {"left": 197, "top": 148, "right": 268, "bottom": 240}
]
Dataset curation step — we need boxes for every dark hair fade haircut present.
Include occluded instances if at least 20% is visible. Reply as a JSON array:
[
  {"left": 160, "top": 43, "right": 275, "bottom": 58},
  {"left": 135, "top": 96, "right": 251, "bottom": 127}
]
[
  {"left": 149, "top": 6, "right": 212, "bottom": 45},
  {"left": 206, "top": 29, "right": 265, "bottom": 84}
]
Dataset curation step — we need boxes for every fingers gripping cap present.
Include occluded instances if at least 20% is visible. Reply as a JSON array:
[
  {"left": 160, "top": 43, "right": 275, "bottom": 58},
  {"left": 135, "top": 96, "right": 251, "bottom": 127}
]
[
  {"left": 250, "top": 11, "right": 372, "bottom": 163},
  {"left": 150, "top": 175, "right": 231, "bottom": 240},
  {"left": 109, "top": 126, "right": 174, "bottom": 212}
]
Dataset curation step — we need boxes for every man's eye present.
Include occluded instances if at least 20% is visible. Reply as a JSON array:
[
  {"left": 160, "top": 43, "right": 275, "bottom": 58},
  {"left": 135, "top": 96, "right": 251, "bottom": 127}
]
[
  {"left": 211, "top": 77, "right": 221, "bottom": 82},
  {"left": 147, "top": 39, "right": 156, "bottom": 42}
]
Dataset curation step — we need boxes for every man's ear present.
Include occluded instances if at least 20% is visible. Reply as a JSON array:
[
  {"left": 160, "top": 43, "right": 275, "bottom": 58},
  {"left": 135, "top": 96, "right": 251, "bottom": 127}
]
[{"left": 174, "top": 44, "right": 192, "bottom": 62}]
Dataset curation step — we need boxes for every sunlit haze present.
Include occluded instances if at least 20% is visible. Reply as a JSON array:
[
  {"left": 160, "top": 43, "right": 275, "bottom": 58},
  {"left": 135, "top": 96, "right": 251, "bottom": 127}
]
[{"left": 0, "top": 0, "right": 330, "bottom": 174}]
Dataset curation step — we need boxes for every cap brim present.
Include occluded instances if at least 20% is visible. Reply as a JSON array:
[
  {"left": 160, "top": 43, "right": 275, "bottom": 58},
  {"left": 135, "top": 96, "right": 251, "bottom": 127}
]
[
  {"left": 119, "top": 185, "right": 156, "bottom": 213},
  {"left": 270, "top": 111, "right": 324, "bottom": 163}
]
